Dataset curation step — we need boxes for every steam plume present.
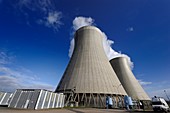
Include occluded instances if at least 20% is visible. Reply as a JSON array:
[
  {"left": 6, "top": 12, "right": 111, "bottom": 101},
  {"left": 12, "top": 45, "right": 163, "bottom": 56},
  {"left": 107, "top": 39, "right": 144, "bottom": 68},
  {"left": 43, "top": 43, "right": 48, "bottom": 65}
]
[{"left": 69, "top": 16, "right": 134, "bottom": 69}]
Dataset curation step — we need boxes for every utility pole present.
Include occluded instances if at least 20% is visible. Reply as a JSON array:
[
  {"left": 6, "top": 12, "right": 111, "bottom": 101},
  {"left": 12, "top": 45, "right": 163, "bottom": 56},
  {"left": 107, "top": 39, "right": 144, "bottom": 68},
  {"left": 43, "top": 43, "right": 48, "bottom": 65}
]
[{"left": 164, "top": 90, "right": 170, "bottom": 101}]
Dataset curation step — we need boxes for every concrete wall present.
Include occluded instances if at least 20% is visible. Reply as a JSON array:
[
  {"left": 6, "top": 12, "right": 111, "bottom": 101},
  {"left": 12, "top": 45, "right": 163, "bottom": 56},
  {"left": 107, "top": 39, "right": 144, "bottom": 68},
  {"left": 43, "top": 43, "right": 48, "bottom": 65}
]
[
  {"left": 56, "top": 26, "right": 127, "bottom": 95},
  {"left": 110, "top": 57, "right": 150, "bottom": 100}
]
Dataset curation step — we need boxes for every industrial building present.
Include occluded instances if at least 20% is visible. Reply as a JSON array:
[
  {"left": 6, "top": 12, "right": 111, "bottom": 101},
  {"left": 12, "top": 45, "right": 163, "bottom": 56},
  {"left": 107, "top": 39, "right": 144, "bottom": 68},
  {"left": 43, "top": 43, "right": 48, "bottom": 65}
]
[
  {"left": 8, "top": 89, "right": 65, "bottom": 109},
  {"left": 0, "top": 26, "right": 150, "bottom": 109},
  {"left": 110, "top": 57, "right": 151, "bottom": 108},
  {"left": 0, "top": 91, "right": 13, "bottom": 106},
  {"left": 110, "top": 57, "right": 150, "bottom": 101},
  {"left": 55, "top": 26, "right": 150, "bottom": 108},
  {"left": 55, "top": 26, "right": 127, "bottom": 107}
]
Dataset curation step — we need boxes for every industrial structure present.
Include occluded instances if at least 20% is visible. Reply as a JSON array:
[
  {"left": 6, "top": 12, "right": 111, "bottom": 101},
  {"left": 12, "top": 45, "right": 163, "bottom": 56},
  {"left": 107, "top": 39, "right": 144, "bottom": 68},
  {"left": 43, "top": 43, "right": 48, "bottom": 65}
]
[
  {"left": 110, "top": 57, "right": 150, "bottom": 101},
  {"left": 0, "top": 26, "right": 150, "bottom": 109},
  {"left": 55, "top": 26, "right": 127, "bottom": 107},
  {"left": 0, "top": 26, "right": 151, "bottom": 109},
  {"left": 0, "top": 91, "right": 13, "bottom": 106},
  {"left": 110, "top": 57, "right": 151, "bottom": 108},
  {"left": 8, "top": 89, "right": 65, "bottom": 109}
]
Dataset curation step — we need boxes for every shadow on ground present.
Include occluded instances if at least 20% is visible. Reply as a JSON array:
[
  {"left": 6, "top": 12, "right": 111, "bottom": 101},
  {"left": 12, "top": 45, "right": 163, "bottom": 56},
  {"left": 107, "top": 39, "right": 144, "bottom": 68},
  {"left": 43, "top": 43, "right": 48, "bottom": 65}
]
[{"left": 67, "top": 109, "right": 85, "bottom": 113}]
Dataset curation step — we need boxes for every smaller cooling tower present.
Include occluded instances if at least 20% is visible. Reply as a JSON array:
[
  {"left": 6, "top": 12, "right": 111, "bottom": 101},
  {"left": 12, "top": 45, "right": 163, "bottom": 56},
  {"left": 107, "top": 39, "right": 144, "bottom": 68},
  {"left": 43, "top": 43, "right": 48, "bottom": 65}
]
[{"left": 110, "top": 57, "right": 150, "bottom": 101}]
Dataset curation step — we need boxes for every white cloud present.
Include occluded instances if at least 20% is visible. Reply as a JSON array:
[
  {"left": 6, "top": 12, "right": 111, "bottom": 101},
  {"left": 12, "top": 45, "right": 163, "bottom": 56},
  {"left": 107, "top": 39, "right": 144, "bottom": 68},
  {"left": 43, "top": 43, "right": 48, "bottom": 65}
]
[
  {"left": 0, "top": 76, "right": 21, "bottom": 92},
  {"left": 0, "top": 75, "right": 54, "bottom": 92},
  {"left": 139, "top": 80, "right": 170, "bottom": 101},
  {"left": 69, "top": 16, "right": 134, "bottom": 69},
  {"left": 17, "top": 0, "right": 55, "bottom": 13},
  {"left": 37, "top": 11, "right": 62, "bottom": 31},
  {"left": 14, "top": 0, "right": 62, "bottom": 31},
  {"left": 25, "top": 82, "right": 54, "bottom": 91},
  {"left": 127, "top": 27, "right": 134, "bottom": 32},
  {"left": 0, "top": 51, "right": 14, "bottom": 65},
  {"left": 0, "top": 52, "right": 9, "bottom": 64},
  {"left": 149, "top": 88, "right": 170, "bottom": 101},
  {"left": 0, "top": 66, "right": 55, "bottom": 92},
  {"left": 0, "top": 50, "right": 54, "bottom": 92},
  {"left": 138, "top": 79, "right": 152, "bottom": 85}
]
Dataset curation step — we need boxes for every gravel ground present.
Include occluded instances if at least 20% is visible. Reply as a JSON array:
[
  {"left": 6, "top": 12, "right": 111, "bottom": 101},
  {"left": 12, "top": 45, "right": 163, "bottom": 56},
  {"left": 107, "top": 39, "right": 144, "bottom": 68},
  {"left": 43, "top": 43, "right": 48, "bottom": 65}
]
[{"left": 0, "top": 107, "right": 156, "bottom": 113}]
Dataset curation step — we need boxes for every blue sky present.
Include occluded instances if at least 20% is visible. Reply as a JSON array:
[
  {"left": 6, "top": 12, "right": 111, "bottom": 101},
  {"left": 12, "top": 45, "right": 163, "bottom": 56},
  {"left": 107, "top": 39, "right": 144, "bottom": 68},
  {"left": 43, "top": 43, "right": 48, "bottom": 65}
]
[{"left": 0, "top": 0, "right": 170, "bottom": 100}]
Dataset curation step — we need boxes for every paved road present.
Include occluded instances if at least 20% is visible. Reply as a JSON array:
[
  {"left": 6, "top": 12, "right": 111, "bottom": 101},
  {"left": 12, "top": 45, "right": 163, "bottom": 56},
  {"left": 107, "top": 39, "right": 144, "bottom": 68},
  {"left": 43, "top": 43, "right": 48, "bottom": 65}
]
[{"left": 0, "top": 107, "right": 160, "bottom": 113}]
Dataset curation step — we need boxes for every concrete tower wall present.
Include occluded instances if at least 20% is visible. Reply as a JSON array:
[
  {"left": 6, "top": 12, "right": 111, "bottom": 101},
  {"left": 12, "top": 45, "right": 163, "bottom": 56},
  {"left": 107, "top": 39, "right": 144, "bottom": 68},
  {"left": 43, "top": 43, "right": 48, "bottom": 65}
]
[
  {"left": 55, "top": 26, "right": 127, "bottom": 107},
  {"left": 56, "top": 26, "right": 126, "bottom": 95},
  {"left": 110, "top": 57, "right": 150, "bottom": 100}
]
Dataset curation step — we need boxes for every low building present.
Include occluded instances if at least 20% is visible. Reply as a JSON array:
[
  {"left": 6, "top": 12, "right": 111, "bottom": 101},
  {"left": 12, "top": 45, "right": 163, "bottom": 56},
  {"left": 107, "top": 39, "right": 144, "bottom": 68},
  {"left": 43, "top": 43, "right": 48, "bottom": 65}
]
[
  {"left": 0, "top": 91, "right": 13, "bottom": 106},
  {"left": 8, "top": 89, "right": 65, "bottom": 109}
]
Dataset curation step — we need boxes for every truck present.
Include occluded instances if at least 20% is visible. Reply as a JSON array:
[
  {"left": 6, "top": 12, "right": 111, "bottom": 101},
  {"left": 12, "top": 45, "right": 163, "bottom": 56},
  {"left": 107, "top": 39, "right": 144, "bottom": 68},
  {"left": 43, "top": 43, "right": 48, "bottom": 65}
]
[{"left": 152, "top": 96, "right": 169, "bottom": 112}]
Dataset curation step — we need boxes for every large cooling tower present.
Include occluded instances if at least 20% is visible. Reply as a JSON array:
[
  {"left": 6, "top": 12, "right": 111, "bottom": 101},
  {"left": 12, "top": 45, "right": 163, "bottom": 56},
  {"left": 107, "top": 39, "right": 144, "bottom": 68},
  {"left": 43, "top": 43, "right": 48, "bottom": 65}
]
[
  {"left": 110, "top": 57, "right": 150, "bottom": 101},
  {"left": 56, "top": 26, "right": 127, "bottom": 107}
]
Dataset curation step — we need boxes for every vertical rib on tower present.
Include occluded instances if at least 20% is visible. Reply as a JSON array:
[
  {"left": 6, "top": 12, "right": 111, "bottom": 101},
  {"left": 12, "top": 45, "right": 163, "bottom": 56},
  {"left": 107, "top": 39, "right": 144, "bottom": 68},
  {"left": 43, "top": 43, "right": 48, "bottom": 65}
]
[
  {"left": 110, "top": 57, "right": 150, "bottom": 101},
  {"left": 55, "top": 26, "right": 127, "bottom": 107}
]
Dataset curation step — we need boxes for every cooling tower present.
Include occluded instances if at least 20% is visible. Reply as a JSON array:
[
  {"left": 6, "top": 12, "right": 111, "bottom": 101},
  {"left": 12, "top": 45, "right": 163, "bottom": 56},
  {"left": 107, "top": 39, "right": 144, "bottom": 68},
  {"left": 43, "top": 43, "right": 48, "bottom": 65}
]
[
  {"left": 110, "top": 57, "right": 150, "bottom": 101},
  {"left": 55, "top": 26, "right": 127, "bottom": 107}
]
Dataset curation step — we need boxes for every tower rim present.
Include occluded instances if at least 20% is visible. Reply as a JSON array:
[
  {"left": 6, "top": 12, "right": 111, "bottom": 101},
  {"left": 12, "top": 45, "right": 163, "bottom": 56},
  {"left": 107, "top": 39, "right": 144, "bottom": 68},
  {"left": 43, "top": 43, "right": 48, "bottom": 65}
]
[
  {"left": 110, "top": 56, "right": 127, "bottom": 62},
  {"left": 76, "top": 26, "right": 103, "bottom": 35}
]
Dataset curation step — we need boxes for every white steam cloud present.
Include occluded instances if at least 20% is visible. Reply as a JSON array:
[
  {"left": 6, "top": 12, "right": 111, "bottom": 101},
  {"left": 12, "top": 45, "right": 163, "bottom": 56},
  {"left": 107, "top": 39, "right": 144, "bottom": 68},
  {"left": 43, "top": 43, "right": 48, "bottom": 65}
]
[
  {"left": 102, "top": 32, "right": 134, "bottom": 69},
  {"left": 73, "top": 17, "right": 94, "bottom": 30},
  {"left": 68, "top": 38, "right": 75, "bottom": 58},
  {"left": 69, "top": 16, "right": 134, "bottom": 69}
]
